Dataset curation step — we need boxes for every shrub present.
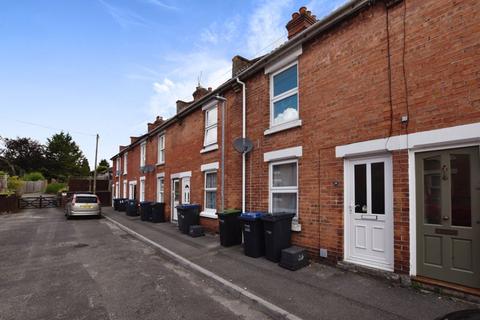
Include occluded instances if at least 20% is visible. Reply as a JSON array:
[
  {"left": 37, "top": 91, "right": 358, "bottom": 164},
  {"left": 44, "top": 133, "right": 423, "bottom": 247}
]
[
  {"left": 23, "top": 171, "right": 45, "bottom": 181},
  {"left": 45, "top": 183, "right": 67, "bottom": 194},
  {"left": 7, "top": 176, "right": 25, "bottom": 195}
]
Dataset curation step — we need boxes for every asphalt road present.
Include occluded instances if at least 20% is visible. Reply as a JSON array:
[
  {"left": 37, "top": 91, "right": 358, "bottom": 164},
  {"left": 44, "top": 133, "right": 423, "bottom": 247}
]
[{"left": 0, "top": 209, "right": 273, "bottom": 320}]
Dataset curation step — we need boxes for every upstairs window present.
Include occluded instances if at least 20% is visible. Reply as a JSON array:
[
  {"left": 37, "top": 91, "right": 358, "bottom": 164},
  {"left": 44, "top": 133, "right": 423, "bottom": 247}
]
[
  {"left": 204, "top": 106, "right": 218, "bottom": 147},
  {"left": 158, "top": 134, "right": 165, "bottom": 164},
  {"left": 270, "top": 63, "right": 298, "bottom": 127},
  {"left": 116, "top": 158, "right": 121, "bottom": 176},
  {"left": 123, "top": 152, "right": 128, "bottom": 175},
  {"left": 140, "top": 142, "right": 146, "bottom": 167}
]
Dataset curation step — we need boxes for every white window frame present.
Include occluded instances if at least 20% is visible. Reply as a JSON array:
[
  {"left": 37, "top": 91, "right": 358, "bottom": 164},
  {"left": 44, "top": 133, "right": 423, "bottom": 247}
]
[
  {"left": 128, "top": 180, "right": 137, "bottom": 200},
  {"left": 123, "top": 180, "right": 127, "bottom": 198},
  {"left": 157, "top": 175, "right": 164, "bottom": 203},
  {"left": 269, "top": 61, "right": 299, "bottom": 129},
  {"left": 203, "top": 105, "right": 218, "bottom": 147},
  {"left": 157, "top": 134, "right": 165, "bottom": 165},
  {"left": 201, "top": 170, "right": 217, "bottom": 218},
  {"left": 269, "top": 159, "right": 299, "bottom": 220},
  {"left": 139, "top": 176, "right": 146, "bottom": 202},
  {"left": 140, "top": 142, "right": 146, "bottom": 167},
  {"left": 123, "top": 152, "right": 128, "bottom": 175},
  {"left": 115, "top": 182, "right": 120, "bottom": 198},
  {"left": 116, "top": 157, "right": 121, "bottom": 176}
]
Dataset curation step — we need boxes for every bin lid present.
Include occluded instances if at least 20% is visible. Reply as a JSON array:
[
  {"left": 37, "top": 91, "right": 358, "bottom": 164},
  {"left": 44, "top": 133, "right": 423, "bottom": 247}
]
[
  {"left": 261, "top": 212, "right": 296, "bottom": 222},
  {"left": 176, "top": 204, "right": 201, "bottom": 209},
  {"left": 218, "top": 208, "right": 241, "bottom": 215},
  {"left": 239, "top": 212, "right": 266, "bottom": 221},
  {"left": 140, "top": 201, "right": 152, "bottom": 205}
]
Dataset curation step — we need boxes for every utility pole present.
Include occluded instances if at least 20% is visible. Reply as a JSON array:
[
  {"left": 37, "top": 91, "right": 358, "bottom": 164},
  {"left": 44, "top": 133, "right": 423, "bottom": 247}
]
[{"left": 93, "top": 134, "right": 99, "bottom": 194}]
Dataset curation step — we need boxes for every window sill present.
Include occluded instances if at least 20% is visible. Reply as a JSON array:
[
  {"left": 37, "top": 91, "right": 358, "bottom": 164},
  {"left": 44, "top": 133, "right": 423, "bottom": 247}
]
[
  {"left": 264, "top": 119, "right": 302, "bottom": 136},
  {"left": 156, "top": 162, "right": 165, "bottom": 166},
  {"left": 123, "top": 173, "right": 127, "bottom": 176},
  {"left": 200, "top": 210, "right": 217, "bottom": 219},
  {"left": 200, "top": 144, "right": 218, "bottom": 154}
]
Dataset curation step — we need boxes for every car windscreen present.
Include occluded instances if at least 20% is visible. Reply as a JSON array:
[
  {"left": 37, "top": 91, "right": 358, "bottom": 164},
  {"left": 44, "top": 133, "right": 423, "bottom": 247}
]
[{"left": 75, "top": 196, "right": 97, "bottom": 203}]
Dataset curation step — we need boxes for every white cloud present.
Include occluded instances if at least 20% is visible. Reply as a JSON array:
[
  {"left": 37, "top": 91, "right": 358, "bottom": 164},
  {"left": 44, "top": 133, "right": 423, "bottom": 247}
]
[
  {"left": 99, "top": 0, "right": 150, "bottom": 29},
  {"left": 245, "top": 0, "right": 292, "bottom": 56},
  {"left": 274, "top": 107, "right": 298, "bottom": 125},
  {"left": 146, "top": 51, "right": 231, "bottom": 120},
  {"left": 200, "top": 16, "right": 240, "bottom": 45}
]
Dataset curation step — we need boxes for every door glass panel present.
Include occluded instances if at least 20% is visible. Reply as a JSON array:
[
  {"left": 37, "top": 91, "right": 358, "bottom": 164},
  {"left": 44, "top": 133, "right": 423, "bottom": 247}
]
[
  {"left": 450, "top": 154, "right": 471, "bottom": 227},
  {"left": 174, "top": 180, "right": 180, "bottom": 201},
  {"left": 354, "top": 164, "right": 367, "bottom": 213},
  {"left": 371, "top": 162, "right": 385, "bottom": 215},
  {"left": 423, "top": 156, "right": 441, "bottom": 224}
]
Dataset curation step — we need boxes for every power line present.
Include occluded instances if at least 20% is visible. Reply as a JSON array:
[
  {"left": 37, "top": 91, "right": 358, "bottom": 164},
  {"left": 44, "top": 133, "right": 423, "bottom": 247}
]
[{"left": 14, "top": 119, "right": 96, "bottom": 137}]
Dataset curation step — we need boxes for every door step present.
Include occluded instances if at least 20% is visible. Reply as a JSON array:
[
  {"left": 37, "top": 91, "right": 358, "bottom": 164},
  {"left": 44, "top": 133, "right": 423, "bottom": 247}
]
[{"left": 413, "top": 276, "right": 480, "bottom": 303}]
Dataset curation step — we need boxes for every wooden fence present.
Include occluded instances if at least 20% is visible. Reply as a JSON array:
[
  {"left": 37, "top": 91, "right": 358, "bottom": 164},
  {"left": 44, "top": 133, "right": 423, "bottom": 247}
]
[{"left": 0, "top": 195, "right": 19, "bottom": 213}]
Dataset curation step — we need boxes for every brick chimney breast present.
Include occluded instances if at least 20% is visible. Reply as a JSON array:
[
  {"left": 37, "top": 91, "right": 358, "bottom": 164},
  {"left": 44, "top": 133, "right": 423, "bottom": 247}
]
[
  {"left": 148, "top": 116, "right": 164, "bottom": 132},
  {"left": 192, "top": 85, "right": 209, "bottom": 101},
  {"left": 286, "top": 6, "right": 317, "bottom": 39},
  {"left": 176, "top": 100, "right": 191, "bottom": 114}
]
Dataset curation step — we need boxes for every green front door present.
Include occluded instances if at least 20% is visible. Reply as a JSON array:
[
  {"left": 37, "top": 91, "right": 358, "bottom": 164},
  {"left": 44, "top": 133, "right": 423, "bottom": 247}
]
[{"left": 416, "top": 147, "right": 480, "bottom": 288}]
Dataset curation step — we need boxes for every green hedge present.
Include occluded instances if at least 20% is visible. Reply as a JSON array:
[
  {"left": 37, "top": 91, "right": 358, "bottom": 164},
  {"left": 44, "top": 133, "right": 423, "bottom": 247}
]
[
  {"left": 45, "top": 183, "right": 67, "bottom": 194},
  {"left": 23, "top": 172, "right": 45, "bottom": 181}
]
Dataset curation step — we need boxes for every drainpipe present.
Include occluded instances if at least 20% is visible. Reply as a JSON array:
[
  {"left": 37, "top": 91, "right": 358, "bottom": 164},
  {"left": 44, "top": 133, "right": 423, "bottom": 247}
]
[
  {"left": 215, "top": 95, "right": 227, "bottom": 213},
  {"left": 236, "top": 78, "right": 246, "bottom": 213}
]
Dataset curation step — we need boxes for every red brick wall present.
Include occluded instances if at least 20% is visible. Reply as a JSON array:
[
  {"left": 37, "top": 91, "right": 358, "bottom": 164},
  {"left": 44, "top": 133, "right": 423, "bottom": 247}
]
[
  {"left": 238, "top": 0, "right": 480, "bottom": 271},
  {"left": 111, "top": 0, "right": 480, "bottom": 274}
]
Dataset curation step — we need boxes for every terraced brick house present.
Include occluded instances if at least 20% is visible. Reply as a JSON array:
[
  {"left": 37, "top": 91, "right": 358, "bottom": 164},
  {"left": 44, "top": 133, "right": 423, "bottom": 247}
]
[{"left": 112, "top": 0, "right": 480, "bottom": 295}]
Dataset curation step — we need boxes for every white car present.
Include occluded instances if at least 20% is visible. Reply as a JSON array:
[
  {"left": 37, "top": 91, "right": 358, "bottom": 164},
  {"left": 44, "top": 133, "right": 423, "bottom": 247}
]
[{"left": 65, "top": 194, "right": 101, "bottom": 219}]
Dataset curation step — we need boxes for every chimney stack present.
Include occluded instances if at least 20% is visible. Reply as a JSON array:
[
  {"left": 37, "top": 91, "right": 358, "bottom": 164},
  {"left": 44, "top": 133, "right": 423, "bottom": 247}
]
[
  {"left": 176, "top": 100, "right": 190, "bottom": 114},
  {"left": 286, "top": 7, "right": 317, "bottom": 39},
  {"left": 147, "top": 116, "right": 164, "bottom": 132},
  {"left": 192, "top": 85, "right": 209, "bottom": 101},
  {"left": 130, "top": 136, "right": 139, "bottom": 144}
]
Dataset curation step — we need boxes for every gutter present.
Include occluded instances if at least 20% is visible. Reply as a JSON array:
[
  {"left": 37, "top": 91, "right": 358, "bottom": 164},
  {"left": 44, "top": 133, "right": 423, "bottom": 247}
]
[{"left": 111, "top": 0, "right": 375, "bottom": 160}]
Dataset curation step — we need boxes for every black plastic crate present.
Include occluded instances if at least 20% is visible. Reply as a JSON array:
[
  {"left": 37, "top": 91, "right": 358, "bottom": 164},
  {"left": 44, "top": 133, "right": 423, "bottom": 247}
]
[
  {"left": 279, "top": 246, "right": 309, "bottom": 271},
  {"left": 189, "top": 225, "right": 205, "bottom": 238}
]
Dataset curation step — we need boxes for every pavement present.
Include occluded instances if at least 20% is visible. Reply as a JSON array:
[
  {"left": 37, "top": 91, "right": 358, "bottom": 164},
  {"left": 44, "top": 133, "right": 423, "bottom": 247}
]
[{"left": 0, "top": 208, "right": 477, "bottom": 320}]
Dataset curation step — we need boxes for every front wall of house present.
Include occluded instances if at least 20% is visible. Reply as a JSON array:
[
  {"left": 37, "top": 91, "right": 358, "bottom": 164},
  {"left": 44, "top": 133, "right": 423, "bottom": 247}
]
[
  {"left": 242, "top": 0, "right": 480, "bottom": 272},
  {"left": 111, "top": 0, "right": 480, "bottom": 282}
]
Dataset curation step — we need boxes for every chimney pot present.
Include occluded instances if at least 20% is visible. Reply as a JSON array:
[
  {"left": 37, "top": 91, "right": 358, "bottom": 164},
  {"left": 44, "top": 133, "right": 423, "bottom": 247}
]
[{"left": 286, "top": 6, "right": 317, "bottom": 39}]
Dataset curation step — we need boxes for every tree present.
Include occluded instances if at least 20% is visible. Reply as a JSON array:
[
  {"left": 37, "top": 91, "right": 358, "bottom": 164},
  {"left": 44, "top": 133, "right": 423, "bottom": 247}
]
[
  {"left": 96, "top": 159, "right": 110, "bottom": 174},
  {"left": 44, "top": 132, "right": 90, "bottom": 180},
  {"left": 0, "top": 136, "right": 46, "bottom": 175}
]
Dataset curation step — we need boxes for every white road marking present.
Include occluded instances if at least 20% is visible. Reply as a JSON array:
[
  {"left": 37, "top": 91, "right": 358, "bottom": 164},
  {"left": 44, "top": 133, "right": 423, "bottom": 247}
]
[{"left": 104, "top": 215, "right": 303, "bottom": 320}]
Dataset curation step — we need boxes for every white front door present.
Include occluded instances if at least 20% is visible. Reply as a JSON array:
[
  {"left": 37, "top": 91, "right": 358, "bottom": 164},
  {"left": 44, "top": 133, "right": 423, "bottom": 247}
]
[
  {"left": 171, "top": 179, "right": 180, "bottom": 221},
  {"left": 182, "top": 177, "right": 190, "bottom": 204},
  {"left": 345, "top": 155, "right": 394, "bottom": 271}
]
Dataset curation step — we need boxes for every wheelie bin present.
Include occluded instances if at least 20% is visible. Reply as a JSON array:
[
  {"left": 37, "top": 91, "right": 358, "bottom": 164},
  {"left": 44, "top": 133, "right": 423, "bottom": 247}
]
[
  {"left": 217, "top": 209, "right": 242, "bottom": 247},
  {"left": 239, "top": 212, "right": 266, "bottom": 258},
  {"left": 176, "top": 204, "right": 201, "bottom": 234},
  {"left": 261, "top": 213, "right": 296, "bottom": 262}
]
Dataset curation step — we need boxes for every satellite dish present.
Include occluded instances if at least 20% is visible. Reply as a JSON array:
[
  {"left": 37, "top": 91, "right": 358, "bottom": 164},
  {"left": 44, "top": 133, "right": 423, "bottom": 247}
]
[{"left": 233, "top": 138, "right": 254, "bottom": 153}]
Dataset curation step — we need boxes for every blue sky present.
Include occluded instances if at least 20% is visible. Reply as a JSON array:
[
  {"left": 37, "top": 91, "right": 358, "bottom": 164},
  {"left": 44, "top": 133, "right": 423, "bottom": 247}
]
[{"left": 0, "top": 0, "right": 346, "bottom": 168}]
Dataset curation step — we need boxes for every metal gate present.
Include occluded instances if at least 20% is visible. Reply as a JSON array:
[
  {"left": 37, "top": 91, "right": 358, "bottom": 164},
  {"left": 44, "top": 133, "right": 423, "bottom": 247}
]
[{"left": 18, "top": 196, "right": 59, "bottom": 209}]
